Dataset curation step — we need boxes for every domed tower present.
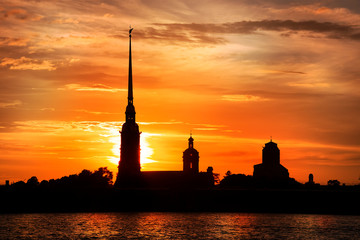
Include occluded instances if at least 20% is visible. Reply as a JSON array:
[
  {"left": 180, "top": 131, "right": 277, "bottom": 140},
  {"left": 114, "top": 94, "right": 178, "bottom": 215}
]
[
  {"left": 253, "top": 139, "right": 289, "bottom": 181},
  {"left": 115, "top": 28, "right": 141, "bottom": 186},
  {"left": 183, "top": 134, "right": 199, "bottom": 174}
]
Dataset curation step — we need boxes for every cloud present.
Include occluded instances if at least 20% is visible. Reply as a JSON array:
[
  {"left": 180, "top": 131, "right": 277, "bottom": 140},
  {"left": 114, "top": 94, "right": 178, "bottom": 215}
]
[
  {"left": 229, "top": 0, "right": 360, "bottom": 15},
  {"left": 266, "top": 70, "right": 306, "bottom": 75},
  {"left": 58, "top": 83, "right": 126, "bottom": 92},
  {"left": 138, "top": 121, "right": 226, "bottom": 130},
  {"left": 288, "top": 82, "right": 330, "bottom": 88},
  {"left": 0, "top": 37, "right": 29, "bottom": 47},
  {"left": 0, "top": 57, "right": 56, "bottom": 71},
  {"left": 135, "top": 20, "right": 360, "bottom": 44},
  {"left": 0, "top": 120, "right": 119, "bottom": 134},
  {"left": 139, "top": 121, "right": 184, "bottom": 125},
  {"left": 193, "top": 127, "right": 218, "bottom": 131},
  {"left": 221, "top": 95, "right": 269, "bottom": 102},
  {"left": 73, "top": 109, "right": 115, "bottom": 115},
  {"left": 40, "top": 108, "right": 55, "bottom": 112},
  {"left": 0, "top": 100, "right": 22, "bottom": 108},
  {"left": 1, "top": 8, "right": 43, "bottom": 21},
  {"left": 52, "top": 17, "right": 80, "bottom": 24},
  {"left": 112, "top": 27, "right": 226, "bottom": 45}
]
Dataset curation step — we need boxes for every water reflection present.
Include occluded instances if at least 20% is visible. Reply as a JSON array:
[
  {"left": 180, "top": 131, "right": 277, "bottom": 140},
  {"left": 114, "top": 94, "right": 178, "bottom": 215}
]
[{"left": 0, "top": 213, "right": 359, "bottom": 239}]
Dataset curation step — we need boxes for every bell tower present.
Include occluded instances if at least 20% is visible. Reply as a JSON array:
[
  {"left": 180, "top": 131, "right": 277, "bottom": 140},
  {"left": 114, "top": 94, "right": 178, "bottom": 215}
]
[
  {"left": 115, "top": 28, "right": 141, "bottom": 186},
  {"left": 183, "top": 134, "right": 199, "bottom": 174}
]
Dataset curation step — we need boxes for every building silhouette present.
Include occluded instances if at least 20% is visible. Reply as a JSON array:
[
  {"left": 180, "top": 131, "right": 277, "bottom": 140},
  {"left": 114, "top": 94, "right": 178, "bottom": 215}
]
[
  {"left": 115, "top": 29, "right": 213, "bottom": 188},
  {"left": 140, "top": 135, "right": 213, "bottom": 188},
  {"left": 183, "top": 134, "right": 199, "bottom": 174},
  {"left": 305, "top": 173, "right": 320, "bottom": 188},
  {"left": 115, "top": 28, "right": 141, "bottom": 187},
  {"left": 253, "top": 139, "right": 289, "bottom": 182},
  {"left": 308, "top": 173, "right": 314, "bottom": 184}
]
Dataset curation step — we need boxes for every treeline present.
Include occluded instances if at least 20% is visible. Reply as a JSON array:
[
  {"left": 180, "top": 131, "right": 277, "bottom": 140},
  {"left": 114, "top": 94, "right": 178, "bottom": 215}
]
[
  {"left": 1, "top": 169, "right": 359, "bottom": 214},
  {"left": 219, "top": 171, "right": 301, "bottom": 188},
  {"left": 4, "top": 168, "right": 360, "bottom": 190},
  {"left": 9, "top": 167, "right": 113, "bottom": 190},
  {"left": 219, "top": 171, "right": 360, "bottom": 190}
]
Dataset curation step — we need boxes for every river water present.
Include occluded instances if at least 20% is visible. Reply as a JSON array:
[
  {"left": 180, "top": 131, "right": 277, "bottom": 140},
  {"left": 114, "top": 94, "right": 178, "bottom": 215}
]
[{"left": 0, "top": 212, "right": 359, "bottom": 239}]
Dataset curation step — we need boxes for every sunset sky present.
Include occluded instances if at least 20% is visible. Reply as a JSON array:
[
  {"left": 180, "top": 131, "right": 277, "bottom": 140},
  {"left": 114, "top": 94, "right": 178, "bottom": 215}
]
[{"left": 1, "top": 0, "right": 360, "bottom": 185}]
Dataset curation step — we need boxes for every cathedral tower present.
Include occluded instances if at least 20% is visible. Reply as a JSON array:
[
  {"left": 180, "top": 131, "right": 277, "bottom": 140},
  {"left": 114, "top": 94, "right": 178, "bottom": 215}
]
[
  {"left": 115, "top": 28, "right": 141, "bottom": 186},
  {"left": 262, "top": 139, "right": 280, "bottom": 166},
  {"left": 253, "top": 139, "right": 289, "bottom": 182}
]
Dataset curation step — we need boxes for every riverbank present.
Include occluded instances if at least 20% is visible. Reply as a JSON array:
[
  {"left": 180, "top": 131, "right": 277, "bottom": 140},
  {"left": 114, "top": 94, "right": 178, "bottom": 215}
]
[{"left": 1, "top": 187, "right": 359, "bottom": 215}]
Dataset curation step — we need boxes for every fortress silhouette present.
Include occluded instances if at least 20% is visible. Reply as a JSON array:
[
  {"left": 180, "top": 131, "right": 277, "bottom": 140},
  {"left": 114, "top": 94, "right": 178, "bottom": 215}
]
[
  {"left": 3, "top": 29, "right": 359, "bottom": 216},
  {"left": 114, "top": 29, "right": 290, "bottom": 188}
]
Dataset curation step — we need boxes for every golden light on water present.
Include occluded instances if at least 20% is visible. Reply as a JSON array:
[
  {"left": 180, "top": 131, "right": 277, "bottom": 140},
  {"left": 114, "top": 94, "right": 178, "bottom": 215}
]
[{"left": 2, "top": 1, "right": 360, "bottom": 185}]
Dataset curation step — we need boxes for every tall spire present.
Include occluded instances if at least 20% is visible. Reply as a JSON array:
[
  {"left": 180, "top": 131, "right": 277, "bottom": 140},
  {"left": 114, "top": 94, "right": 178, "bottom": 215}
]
[
  {"left": 115, "top": 27, "right": 141, "bottom": 187},
  {"left": 125, "top": 27, "right": 136, "bottom": 123},
  {"left": 128, "top": 27, "right": 133, "bottom": 105}
]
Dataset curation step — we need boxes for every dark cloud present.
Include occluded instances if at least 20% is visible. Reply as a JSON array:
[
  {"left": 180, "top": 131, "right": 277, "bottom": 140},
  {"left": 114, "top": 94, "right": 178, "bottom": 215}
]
[
  {"left": 232, "top": 0, "right": 360, "bottom": 14},
  {"left": 0, "top": 8, "right": 43, "bottom": 21},
  {"left": 0, "top": 37, "right": 29, "bottom": 47},
  {"left": 150, "top": 20, "right": 359, "bottom": 42},
  {"left": 111, "top": 20, "right": 360, "bottom": 45},
  {"left": 1, "top": 8, "right": 29, "bottom": 20},
  {"left": 350, "top": 32, "right": 360, "bottom": 40},
  {"left": 278, "top": 71, "right": 306, "bottom": 74},
  {"left": 158, "top": 20, "right": 353, "bottom": 34},
  {"left": 112, "top": 27, "right": 226, "bottom": 45}
]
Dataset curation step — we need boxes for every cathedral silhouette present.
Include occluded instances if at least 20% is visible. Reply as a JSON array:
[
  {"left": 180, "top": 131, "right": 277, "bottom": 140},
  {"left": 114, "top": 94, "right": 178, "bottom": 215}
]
[
  {"left": 253, "top": 139, "right": 289, "bottom": 183},
  {"left": 114, "top": 28, "right": 141, "bottom": 187},
  {"left": 114, "top": 29, "right": 214, "bottom": 188}
]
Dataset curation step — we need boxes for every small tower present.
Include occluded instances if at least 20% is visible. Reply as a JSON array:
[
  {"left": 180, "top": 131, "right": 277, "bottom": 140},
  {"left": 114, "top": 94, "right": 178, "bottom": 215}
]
[
  {"left": 183, "top": 134, "right": 199, "bottom": 174},
  {"left": 305, "top": 173, "right": 318, "bottom": 187},
  {"left": 309, "top": 173, "right": 314, "bottom": 184}
]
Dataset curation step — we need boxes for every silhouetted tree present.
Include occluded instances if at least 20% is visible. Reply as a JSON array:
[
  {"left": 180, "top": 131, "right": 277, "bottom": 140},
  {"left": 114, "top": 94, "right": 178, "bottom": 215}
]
[
  {"left": 213, "top": 173, "right": 220, "bottom": 185},
  {"left": 225, "top": 170, "right": 232, "bottom": 177},
  {"left": 10, "top": 167, "right": 114, "bottom": 190},
  {"left": 51, "top": 167, "right": 114, "bottom": 188},
  {"left": 11, "top": 180, "right": 26, "bottom": 189},
  {"left": 40, "top": 180, "right": 49, "bottom": 188},
  {"left": 27, "top": 176, "right": 39, "bottom": 186},
  {"left": 79, "top": 169, "right": 92, "bottom": 178},
  {"left": 93, "top": 167, "right": 113, "bottom": 186},
  {"left": 328, "top": 179, "right": 340, "bottom": 187},
  {"left": 220, "top": 173, "right": 254, "bottom": 187}
]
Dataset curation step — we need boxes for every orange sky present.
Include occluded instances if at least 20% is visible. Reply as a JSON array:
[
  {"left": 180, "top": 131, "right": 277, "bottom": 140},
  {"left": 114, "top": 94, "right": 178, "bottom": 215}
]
[{"left": 1, "top": 0, "right": 360, "bottom": 185}]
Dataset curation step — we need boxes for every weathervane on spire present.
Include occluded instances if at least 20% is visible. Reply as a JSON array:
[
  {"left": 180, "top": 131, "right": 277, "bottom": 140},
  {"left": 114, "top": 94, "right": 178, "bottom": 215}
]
[{"left": 129, "top": 26, "right": 133, "bottom": 37}]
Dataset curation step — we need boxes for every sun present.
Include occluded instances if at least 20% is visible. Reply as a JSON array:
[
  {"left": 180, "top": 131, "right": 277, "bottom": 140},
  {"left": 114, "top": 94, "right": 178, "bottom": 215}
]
[
  {"left": 107, "top": 129, "right": 158, "bottom": 169},
  {"left": 140, "top": 132, "right": 158, "bottom": 166}
]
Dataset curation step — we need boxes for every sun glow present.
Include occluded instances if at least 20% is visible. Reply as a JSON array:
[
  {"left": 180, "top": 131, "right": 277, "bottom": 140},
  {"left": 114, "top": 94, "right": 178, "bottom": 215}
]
[
  {"left": 140, "top": 132, "right": 159, "bottom": 168},
  {"left": 107, "top": 129, "right": 158, "bottom": 169}
]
